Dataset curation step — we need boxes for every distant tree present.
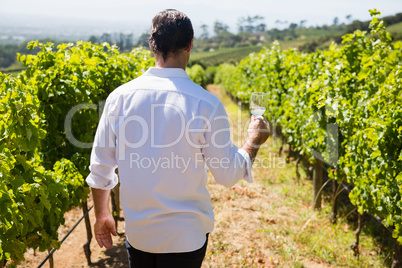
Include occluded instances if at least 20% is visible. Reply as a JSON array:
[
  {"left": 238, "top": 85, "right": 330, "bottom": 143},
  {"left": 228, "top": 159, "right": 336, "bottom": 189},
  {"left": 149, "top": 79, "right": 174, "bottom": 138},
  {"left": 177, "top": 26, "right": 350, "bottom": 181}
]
[
  {"left": 275, "top": 20, "right": 288, "bottom": 29},
  {"left": 214, "top": 21, "right": 229, "bottom": 35},
  {"left": 346, "top": 20, "right": 369, "bottom": 33},
  {"left": 288, "top": 23, "right": 298, "bottom": 38},
  {"left": 99, "top": 33, "right": 112, "bottom": 44},
  {"left": 126, "top": 33, "right": 134, "bottom": 50},
  {"left": 200, "top": 24, "right": 209, "bottom": 39},
  {"left": 238, "top": 15, "right": 265, "bottom": 33},
  {"left": 117, "top": 33, "right": 125, "bottom": 50},
  {"left": 333, "top": 17, "right": 339, "bottom": 26},
  {"left": 255, "top": 23, "right": 266, "bottom": 32},
  {"left": 299, "top": 20, "right": 307, "bottom": 28},
  {"left": 136, "top": 32, "right": 150, "bottom": 47},
  {"left": 345, "top": 13, "right": 402, "bottom": 33},
  {"left": 238, "top": 16, "right": 251, "bottom": 33},
  {"left": 382, "top": 12, "right": 402, "bottom": 26},
  {"left": 87, "top": 33, "right": 133, "bottom": 51},
  {"left": 247, "top": 16, "right": 256, "bottom": 32},
  {"left": 0, "top": 39, "right": 54, "bottom": 68},
  {"left": 346, "top": 15, "right": 352, "bottom": 24},
  {"left": 0, "top": 44, "right": 18, "bottom": 68},
  {"left": 88, "top": 35, "right": 97, "bottom": 43},
  {"left": 214, "top": 31, "right": 241, "bottom": 47},
  {"left": 267, "top": 28, "right": 284, "bottom": 41},
  {"left": 289, "top": 23, "right": 298, "bottom": 30}
]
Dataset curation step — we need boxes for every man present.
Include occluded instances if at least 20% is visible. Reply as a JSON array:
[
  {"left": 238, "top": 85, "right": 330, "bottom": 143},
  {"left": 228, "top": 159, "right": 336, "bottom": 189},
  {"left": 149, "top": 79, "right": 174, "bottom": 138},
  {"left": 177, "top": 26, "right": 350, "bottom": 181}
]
[{"left": 86, "top": 9, "right": 269, "bottom": 267}]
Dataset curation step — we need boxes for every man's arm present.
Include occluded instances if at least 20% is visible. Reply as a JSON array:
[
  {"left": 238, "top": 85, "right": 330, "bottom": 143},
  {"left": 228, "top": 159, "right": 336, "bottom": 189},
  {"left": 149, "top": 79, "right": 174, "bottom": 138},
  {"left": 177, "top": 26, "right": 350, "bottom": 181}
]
[
  {"left": 86, "top": 97, "right": 119, "bottom": 249},
  {"left": 202, "top": 103, "right": 269, "bottom": 187},
  {"left": 91, "top": 188, "right": 117, "bottom": 249}
]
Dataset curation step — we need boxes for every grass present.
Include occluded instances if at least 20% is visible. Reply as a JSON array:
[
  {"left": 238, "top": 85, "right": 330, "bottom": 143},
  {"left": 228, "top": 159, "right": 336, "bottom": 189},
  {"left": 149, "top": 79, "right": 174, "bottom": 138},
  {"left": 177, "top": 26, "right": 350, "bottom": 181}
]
[
  {"left": 201, "top": 85, "right": 396, "bottom": 267},
  {"left": 387, "top": 21, "right": 402, "bottom": 33},
  {"left": 277, "top": 40, "right": 309, "bottom": 51},
  {"left": 294, "top": 28, "right": 345, "bottom": 39},
  {"left": 6, "top": 71, "right": 22, "bottom": 77},
  {"left": 0, "top": 61, "right": 25, "bottom": 77}
]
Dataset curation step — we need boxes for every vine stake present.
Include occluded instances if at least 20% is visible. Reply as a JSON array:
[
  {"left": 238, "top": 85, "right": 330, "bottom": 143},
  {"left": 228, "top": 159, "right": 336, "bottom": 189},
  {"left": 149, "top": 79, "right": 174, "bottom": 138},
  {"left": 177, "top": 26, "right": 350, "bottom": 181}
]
[
  {"left": 82, "top": 201, "right": 92, "bottom": 265},
  {"left": 47, "top": 248, "right": 53, "bottom": 268},
  {"left": 329, "top": 180, "right": 339, "bottom": 224},
  {"left": 312, "top": 160, "right": 323, "bottom": 210},
  {"left": 351, "top": 212, "right": 363, "bottom": 257},
  {"left": 391, "top": 242, "right": 402, "bottom": 268}
]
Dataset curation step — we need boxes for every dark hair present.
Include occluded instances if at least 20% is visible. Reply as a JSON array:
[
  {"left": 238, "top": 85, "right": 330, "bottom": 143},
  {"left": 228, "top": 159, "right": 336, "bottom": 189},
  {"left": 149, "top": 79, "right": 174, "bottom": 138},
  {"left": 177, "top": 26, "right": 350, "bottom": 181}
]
[{"left": 148, "top": 9, "right": 194, "bottom": 61}]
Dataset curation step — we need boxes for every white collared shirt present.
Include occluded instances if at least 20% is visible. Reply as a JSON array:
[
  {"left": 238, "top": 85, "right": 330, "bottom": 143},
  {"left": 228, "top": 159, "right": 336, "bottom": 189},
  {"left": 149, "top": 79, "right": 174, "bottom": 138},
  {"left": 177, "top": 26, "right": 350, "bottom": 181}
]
[{"left": 86, "top": 67, "right": 252, "bottom": 253}]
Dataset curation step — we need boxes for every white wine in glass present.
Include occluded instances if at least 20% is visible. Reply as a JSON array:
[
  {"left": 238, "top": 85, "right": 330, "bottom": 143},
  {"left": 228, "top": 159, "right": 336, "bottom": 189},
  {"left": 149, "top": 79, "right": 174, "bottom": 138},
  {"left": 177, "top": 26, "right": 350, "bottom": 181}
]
[{"left": 250, "top": 92, "right": 266, "bottom": 117}]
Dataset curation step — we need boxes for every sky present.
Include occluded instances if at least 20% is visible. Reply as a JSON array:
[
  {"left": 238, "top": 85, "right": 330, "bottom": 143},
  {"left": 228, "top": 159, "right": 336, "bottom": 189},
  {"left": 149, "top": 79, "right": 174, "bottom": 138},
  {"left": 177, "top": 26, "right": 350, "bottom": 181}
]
[{"left": 1, "top": 0, "right": 401, "bottom": 37}]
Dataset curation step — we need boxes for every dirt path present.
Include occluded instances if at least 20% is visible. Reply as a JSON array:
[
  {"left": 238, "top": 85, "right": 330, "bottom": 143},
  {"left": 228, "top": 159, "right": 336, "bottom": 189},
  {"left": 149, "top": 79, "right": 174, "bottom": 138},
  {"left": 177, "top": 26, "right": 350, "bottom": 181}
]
[{"left": 19, "top": 196, "right": 129, "bottom": 268}]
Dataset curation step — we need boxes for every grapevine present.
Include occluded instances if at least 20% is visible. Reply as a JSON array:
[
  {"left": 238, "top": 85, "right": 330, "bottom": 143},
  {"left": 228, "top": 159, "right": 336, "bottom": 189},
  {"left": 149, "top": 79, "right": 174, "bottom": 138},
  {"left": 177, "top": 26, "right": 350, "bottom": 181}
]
[
  {"left": 215, "top": 10, "right": 402, "bottom": 244},
  {"left": 0, "top": 42, "right": 153, "bottom": 266}
]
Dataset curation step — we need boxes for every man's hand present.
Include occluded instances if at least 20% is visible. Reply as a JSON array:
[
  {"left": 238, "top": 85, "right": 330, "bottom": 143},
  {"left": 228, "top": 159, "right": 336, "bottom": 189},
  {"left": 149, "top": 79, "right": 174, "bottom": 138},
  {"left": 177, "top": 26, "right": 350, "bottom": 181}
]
[
  {"left": 91, "top": 188, "right": 117, "bottom": 249},
  {"left": 242, "top": 115, "right": 270, "bottom": 162},
  {"left": 247, "top": 115, "right": 270, "bottom": 147},
  {"left": 94, "top": 213, "right": 117, "bottom": 249}
]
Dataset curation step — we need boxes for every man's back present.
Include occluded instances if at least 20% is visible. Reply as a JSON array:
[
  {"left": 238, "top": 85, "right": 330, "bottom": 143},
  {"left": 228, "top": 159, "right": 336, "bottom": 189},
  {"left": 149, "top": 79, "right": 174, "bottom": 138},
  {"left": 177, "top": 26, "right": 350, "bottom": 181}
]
[{"left": 104, "top": 67, "right": 220, "bottom": 252}]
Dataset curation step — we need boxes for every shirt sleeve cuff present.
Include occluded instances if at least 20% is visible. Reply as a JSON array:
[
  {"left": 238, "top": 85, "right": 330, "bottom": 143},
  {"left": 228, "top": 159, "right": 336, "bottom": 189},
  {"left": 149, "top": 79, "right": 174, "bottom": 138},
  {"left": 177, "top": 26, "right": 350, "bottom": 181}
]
[
  {"left": 237, "top": 148, "right": 253, "bottom": 183},
  {"left": 86, "top": 173, "right": 119, "bottom": 190}
]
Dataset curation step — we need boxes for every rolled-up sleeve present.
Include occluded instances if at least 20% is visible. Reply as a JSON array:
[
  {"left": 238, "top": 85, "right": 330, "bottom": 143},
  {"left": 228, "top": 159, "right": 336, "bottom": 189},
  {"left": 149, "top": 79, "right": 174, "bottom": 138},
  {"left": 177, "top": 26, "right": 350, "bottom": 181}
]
[
  {"left": 86, "top": 99, "right": 118, "bottom": 190},
  {"left": 202, "top": 102, "right": 253, "bottom": 188}
]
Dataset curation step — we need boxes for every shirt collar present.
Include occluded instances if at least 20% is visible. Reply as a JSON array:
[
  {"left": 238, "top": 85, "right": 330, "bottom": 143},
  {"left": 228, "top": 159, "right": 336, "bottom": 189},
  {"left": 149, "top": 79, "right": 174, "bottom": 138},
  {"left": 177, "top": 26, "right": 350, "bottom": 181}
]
[{"left": 143, "top": 67, "right": 190, "bottom": 79}]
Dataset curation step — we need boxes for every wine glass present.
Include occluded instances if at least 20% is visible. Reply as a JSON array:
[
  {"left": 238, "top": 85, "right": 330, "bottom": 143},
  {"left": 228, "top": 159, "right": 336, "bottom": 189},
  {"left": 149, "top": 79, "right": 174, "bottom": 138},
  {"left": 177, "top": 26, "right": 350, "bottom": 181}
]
[{"left": 249, "top": 92, "right": 266, "bottom": 117}]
